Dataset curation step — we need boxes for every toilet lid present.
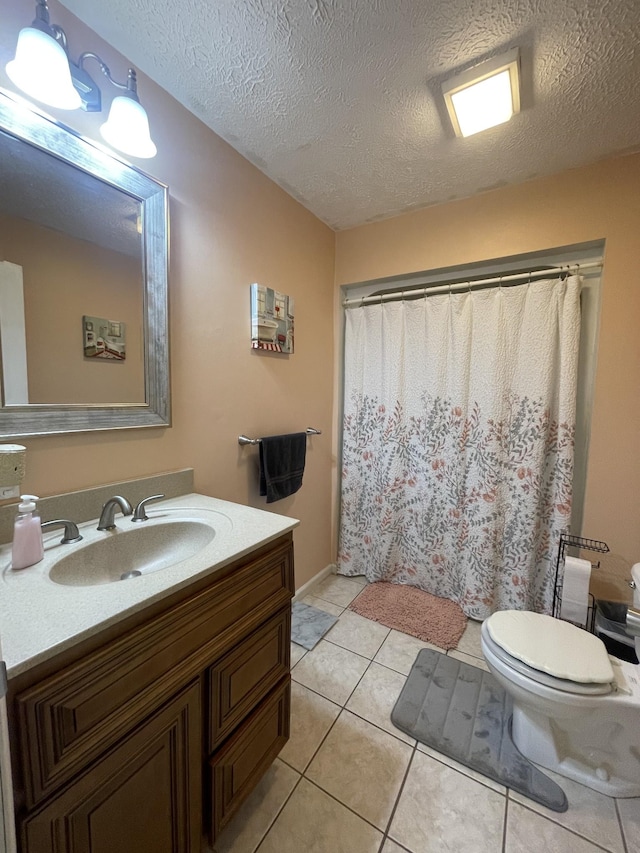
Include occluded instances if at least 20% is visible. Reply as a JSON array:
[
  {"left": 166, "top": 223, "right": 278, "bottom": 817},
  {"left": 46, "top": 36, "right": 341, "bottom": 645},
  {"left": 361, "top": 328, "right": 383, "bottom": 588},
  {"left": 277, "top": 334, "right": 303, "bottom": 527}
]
[
  {"left": 486, "top": 611, "right": 614, "bottom": 684},
  {"left": 481, "top": 624, "right": 612, "bottom": 695}
]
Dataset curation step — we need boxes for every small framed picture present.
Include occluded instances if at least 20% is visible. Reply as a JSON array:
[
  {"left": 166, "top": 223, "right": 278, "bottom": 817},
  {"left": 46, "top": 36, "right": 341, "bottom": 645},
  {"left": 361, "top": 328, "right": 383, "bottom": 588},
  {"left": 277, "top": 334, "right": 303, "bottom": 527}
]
[
  {"left": 83, "top": 315, "right": 126, "bottom": 361},
  {"left": 250, "top": 283, "right": 294, "bottom": 354}
]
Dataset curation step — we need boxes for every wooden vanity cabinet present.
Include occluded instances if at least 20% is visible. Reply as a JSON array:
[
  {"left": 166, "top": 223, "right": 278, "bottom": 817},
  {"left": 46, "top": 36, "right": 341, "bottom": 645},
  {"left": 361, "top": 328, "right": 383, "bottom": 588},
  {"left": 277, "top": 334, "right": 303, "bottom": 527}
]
[{"left": 8, "top": 533, "right": 294, "bottom": 853}]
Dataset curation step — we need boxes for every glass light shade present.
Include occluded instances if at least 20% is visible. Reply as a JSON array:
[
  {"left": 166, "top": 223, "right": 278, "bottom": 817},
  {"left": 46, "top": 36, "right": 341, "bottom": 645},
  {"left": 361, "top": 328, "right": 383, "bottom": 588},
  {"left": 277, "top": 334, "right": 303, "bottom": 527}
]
[
  {"left": 449, "top": 69, "right": 514, "bottom": 137},
  {"left": 5, "top": 27, "right": 81, "bottom": 110},
  {"left": 100, "top": 95, "right": 157, "bottom": 159}
]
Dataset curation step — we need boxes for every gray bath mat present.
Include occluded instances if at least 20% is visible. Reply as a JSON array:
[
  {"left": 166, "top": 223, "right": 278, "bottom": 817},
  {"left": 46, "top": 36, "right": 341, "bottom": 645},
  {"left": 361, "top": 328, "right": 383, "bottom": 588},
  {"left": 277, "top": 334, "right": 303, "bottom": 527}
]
[
  {"left": 391, "top": 648, "right": 568, "bottom": 812},
  {"left": 291, "top": 602, "right": 338, "bottom": 650}
]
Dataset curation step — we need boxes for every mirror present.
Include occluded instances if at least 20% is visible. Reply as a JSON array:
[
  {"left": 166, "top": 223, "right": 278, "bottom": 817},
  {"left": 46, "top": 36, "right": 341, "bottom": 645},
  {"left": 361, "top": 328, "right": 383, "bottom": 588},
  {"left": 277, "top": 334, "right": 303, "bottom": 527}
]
[{"left": 0, "top": 91, "right": 169, "bottom": 438}]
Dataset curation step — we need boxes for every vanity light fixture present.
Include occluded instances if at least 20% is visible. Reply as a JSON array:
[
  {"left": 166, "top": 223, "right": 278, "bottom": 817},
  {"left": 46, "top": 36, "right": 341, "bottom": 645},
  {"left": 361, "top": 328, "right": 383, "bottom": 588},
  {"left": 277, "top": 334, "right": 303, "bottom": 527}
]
[
  {"left": 442, "top": 48, "right": 520, "bottom": 138},
  {"left": 5, "top": 0, "right": 157, "bottom": 158}
]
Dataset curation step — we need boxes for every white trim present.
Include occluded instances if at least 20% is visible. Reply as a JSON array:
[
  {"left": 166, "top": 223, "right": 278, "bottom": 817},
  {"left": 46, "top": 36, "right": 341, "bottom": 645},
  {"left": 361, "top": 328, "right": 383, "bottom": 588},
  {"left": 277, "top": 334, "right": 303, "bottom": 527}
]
[{"left": 293, "top": 563, "right": 336, "bottom": 600}]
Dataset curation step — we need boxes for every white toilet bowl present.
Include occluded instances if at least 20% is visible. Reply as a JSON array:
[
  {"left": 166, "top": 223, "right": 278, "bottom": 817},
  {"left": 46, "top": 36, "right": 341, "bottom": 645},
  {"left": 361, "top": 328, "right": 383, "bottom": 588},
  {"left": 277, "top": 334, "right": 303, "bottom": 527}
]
[{"left": 481, "top": 610, "right": 640, "bottom": 797}]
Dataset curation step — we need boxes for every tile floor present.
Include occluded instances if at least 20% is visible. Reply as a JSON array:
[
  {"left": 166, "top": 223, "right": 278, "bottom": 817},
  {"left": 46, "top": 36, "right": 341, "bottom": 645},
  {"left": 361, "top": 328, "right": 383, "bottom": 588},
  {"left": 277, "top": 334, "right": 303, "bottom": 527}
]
[{"left": 212, "top": 575, "right": 640, "bottom": 853}]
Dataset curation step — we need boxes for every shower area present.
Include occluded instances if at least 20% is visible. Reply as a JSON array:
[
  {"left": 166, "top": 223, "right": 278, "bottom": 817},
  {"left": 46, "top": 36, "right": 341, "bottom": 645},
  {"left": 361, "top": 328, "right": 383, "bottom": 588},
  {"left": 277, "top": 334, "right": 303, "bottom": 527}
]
[{"left": 337, "top": 251, "right": 603, "bottom": 620}]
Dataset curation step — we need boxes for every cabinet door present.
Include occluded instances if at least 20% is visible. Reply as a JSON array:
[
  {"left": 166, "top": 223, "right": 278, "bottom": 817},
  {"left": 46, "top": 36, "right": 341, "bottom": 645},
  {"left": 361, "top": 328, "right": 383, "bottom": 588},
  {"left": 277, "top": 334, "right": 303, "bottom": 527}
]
[{"left": 21, "top": 681, "right": 201, "bottom": 853}]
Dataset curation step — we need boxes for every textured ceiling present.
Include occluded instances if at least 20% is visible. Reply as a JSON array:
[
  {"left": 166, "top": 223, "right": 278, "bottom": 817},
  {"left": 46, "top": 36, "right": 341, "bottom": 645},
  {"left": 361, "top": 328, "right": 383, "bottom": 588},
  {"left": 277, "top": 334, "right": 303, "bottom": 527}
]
[{"left": 59, "top": 0, "right": 640, "bottom": 229}]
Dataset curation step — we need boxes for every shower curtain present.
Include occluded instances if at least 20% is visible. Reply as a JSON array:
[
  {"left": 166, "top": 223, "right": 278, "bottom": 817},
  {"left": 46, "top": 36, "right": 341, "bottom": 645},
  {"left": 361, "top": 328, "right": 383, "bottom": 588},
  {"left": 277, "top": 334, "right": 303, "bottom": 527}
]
[{"left": 338, "top": 276, "right": 581, "bottom": 619}]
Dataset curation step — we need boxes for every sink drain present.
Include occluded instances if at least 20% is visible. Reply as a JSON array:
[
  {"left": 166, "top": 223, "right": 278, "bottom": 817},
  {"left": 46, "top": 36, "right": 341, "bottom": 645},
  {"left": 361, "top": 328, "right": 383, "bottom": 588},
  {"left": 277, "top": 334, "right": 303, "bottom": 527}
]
[{"left": 120, "top": 570, "right": 142, "bottom": 580}]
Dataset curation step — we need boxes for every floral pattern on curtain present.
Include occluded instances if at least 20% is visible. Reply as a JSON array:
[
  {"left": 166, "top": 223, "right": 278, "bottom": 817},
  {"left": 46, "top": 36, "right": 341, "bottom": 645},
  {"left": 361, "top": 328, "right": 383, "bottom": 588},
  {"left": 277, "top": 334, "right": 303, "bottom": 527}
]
[{"left": 338, "top": 277, "right": 581, "bottom": 619}]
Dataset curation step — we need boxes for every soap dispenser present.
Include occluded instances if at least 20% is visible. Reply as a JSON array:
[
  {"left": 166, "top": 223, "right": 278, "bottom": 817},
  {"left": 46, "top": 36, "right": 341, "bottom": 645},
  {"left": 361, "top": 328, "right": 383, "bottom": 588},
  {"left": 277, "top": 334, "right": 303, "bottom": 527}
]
[{"left": 11, "top": 494, "right": 44, "bottom": 570}]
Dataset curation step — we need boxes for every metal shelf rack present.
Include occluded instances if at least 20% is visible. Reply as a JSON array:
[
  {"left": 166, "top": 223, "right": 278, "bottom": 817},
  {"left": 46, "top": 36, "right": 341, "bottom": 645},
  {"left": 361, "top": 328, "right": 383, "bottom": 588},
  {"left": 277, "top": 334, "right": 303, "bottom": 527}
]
[{"left": 552, "top": 533, "right": 609, "bottom": 632}]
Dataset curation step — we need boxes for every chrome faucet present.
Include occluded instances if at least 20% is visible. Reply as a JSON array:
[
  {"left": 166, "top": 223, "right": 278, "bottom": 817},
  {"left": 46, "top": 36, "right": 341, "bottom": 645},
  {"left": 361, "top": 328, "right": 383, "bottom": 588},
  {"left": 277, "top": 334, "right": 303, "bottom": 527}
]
[
  {"left": 41, "top": 519, "right": 83, "bottom": 544},
  {"left": 97, "top": 496, "right": 133, "bottom": 531}
]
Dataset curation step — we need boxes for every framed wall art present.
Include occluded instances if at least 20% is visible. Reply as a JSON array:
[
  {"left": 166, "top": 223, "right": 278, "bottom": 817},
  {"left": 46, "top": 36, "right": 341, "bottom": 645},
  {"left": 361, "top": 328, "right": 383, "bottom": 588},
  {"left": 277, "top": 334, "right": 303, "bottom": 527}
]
[{"left": 250, "top": 283, "right": 294, "bottom": 354}]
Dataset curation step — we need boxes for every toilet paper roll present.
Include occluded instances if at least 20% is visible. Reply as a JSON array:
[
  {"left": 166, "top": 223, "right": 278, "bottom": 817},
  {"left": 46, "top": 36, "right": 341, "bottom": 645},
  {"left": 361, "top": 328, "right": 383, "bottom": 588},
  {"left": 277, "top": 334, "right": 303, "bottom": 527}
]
[{"left": 560, "top": 555, "right": 592, "bottom": 625}]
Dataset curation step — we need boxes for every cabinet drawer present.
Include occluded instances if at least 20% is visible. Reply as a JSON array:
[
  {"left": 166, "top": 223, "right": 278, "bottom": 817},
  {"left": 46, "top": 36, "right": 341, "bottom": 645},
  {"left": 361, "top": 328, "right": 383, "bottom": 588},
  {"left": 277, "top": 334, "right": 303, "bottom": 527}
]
[
  {"left": 208, "top": 607, "right": 290, "bottom": 751},
  {"left": 16, "top": 536, "right": 294, "bottom": 807},
  {"left": 209, "top": 676, "right": 290, "bottom": 840}
]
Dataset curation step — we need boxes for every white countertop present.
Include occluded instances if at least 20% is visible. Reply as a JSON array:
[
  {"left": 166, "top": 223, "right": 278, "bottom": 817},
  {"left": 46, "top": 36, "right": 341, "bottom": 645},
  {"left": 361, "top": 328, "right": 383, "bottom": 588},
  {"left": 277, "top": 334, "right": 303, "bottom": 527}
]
[{"left": 0, "top": 494, "right": 299, "bottom": 679}]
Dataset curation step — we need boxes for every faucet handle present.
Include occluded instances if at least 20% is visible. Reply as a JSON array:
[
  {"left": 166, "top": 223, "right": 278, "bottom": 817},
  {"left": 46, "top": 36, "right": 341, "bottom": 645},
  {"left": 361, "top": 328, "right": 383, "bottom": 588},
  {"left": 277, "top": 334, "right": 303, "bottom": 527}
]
[
  {"left": 132, "top": 494, "right": 165, "bottom": 523},
  {"left": 41, "top": 519, "right": 83, "bottom": 544}
]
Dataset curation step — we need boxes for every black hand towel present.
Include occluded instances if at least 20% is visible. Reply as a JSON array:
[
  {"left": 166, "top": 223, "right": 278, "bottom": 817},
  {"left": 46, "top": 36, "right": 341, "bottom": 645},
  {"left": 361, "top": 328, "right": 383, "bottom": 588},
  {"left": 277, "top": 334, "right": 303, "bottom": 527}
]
[{"left": 259, "top": 432, "right": 307, "bottom": 503}]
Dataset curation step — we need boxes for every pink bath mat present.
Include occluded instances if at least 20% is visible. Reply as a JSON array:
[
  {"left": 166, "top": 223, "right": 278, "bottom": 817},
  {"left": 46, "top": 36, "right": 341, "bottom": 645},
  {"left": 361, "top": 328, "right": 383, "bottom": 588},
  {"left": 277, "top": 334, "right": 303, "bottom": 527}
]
[{"left": 349, "top": 581, "right": 467, "bottom": 650}]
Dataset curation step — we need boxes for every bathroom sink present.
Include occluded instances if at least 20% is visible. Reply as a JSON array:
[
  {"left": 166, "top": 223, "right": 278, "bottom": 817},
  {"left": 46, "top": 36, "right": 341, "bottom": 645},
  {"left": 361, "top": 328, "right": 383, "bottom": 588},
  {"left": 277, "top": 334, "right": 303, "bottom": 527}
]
[{"left": 48, "top": 519, "right": 216, "bottom": 586}]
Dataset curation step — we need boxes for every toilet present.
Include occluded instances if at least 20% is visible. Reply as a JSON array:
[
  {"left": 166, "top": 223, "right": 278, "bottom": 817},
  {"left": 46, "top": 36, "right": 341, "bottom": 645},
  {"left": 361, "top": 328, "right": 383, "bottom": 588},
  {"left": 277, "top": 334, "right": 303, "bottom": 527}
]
[{"left": 481, "top": 564, "right": 640, "bottom": 798}]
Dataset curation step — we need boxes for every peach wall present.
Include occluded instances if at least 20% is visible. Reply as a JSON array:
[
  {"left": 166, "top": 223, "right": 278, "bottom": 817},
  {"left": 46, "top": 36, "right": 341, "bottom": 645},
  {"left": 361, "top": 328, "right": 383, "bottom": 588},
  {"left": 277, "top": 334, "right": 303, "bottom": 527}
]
[
  {"left": 0, "top": 214, "right": 144, "bottom": 404},
  {"left": 335, "top": 153, "right": 640, "bottom": 565},
  {"left": 0, "top": 1, "right": 335, "bottom": 587}
]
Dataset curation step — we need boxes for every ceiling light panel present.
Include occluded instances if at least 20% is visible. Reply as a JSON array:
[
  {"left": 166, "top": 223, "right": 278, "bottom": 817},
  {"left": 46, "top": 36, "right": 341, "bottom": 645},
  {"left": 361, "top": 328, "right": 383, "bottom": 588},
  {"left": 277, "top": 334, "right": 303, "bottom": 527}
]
[{"left": 442, "top": 49, "right": 520, "bottom": 138}]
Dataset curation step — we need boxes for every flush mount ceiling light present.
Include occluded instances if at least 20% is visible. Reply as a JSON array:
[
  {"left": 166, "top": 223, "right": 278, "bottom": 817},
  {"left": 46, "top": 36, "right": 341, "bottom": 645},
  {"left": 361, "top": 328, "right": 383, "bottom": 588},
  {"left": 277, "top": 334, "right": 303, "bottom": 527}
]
[
  {"left": 5, "top": 0, "right": 156, "bottom": 158},
  {"left": 442, "top": 49, "right": 520, "bottom": 138}
]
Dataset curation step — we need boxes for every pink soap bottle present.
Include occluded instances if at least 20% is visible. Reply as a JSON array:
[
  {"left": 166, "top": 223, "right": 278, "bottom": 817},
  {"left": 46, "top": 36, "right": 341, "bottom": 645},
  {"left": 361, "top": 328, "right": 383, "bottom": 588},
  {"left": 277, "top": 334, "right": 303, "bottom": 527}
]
[{"left": 11, "top": 494, "right": 44, "bottom": 570}]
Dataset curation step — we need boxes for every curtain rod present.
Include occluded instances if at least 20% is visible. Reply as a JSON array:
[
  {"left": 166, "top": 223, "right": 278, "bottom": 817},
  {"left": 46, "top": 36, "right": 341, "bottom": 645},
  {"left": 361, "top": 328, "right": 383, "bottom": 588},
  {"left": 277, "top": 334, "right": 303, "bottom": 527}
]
[{"left": 342, "top": 261, "right": 602, "bottom": 307}]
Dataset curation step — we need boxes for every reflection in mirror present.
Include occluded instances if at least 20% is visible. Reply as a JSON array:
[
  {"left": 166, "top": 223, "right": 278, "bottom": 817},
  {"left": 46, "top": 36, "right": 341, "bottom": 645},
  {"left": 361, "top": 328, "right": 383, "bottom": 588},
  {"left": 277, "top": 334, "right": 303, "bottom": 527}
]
[
  {"left": 0, "top": 91, "right": 169, "bottom": 438},
  {"left": 0, "top": 127, "right": 145, "bottom": 404}
]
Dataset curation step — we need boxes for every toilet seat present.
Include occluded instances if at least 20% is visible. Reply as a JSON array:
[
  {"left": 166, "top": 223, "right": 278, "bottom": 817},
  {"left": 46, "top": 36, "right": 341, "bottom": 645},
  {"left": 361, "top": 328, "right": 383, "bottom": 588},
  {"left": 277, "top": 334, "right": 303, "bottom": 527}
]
[
  {"left": 486, "top": 610, "right": 614, "bottom": 684},
  {"left": 481, "top": 623, "right": 612, "bottom": 696}
]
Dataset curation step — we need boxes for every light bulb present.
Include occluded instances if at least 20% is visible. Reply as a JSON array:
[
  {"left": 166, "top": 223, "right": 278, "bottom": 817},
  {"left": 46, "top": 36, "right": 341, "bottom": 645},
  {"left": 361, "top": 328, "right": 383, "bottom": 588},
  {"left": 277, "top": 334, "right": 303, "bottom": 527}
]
[
  {"left": 100, "top": 95, "right": 157, "bottom": 159},
  {"left": 450, "top": 70, "right": 514, "bottom": 138},
  {"left": 6, "top": 27, "right": 81, "bottom": 110}
]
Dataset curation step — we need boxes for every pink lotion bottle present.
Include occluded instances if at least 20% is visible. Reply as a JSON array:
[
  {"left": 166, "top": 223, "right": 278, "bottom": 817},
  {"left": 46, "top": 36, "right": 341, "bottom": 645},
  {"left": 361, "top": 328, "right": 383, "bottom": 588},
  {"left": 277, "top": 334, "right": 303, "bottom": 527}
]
[{"left": 11, "top": 494, "right": 44, "bottom": 570}]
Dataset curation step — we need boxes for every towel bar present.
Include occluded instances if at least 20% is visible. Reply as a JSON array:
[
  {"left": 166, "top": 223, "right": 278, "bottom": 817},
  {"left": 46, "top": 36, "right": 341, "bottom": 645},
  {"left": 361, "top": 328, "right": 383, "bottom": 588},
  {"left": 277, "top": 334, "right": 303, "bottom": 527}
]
[{"left": 238, "top": 427, "right": 321, "bottom": 446}]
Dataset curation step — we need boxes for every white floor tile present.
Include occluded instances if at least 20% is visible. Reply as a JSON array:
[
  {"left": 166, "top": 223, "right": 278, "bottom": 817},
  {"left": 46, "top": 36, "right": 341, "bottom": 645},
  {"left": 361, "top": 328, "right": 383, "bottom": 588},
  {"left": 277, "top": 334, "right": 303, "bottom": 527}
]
[
  {"left": 389, "top": 750, "right": 505, "bottom": 852},
  {"left": 374, "top": 629, "right": 443, "bottom": 675},
  {"left": 325, "top": 610, "right": 390, "bottom": 659},
  {"left": 510, "top": 768, "right": 625, "bottom": 852},
  {"left": 278, "top": 682, "right": 341, "bottom": 773},
  {"left": 257, "top": 778, "right": 382, "bottom": 853},
  {"left": 346, "top": 661, "right": 416, "bottom": 746},
  {"left": 299, "top": 594, "right": 344, "bottom": 617},
  {"left": 213, "top": 759, "right": 299, "bottom": 853},
  {"left": 380, "top": 840, "right": 409, "bottom": 853},
  {"left": 291, "top": 643, "right": 307, "bottom": 666},
  {"left": 292, "top": 639, "right": 369, "bottom": 705},
  {"left": 311, "top": 575, "right": 364, "bottom": 608},
  {"left": 416, "top": 742, "right": 506, "bottom": 793},
  {"left": 306, "top": 709, "right": 412, "bottom": 830},
  {"left": 447, "top": 648, "right": 490, "bottom": 671},
  {"left": 505, "top": 801, "right": 610, "bottom": 852},
  {"left": 455, "top": 618, "right": 484, "bottom": 658}
]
